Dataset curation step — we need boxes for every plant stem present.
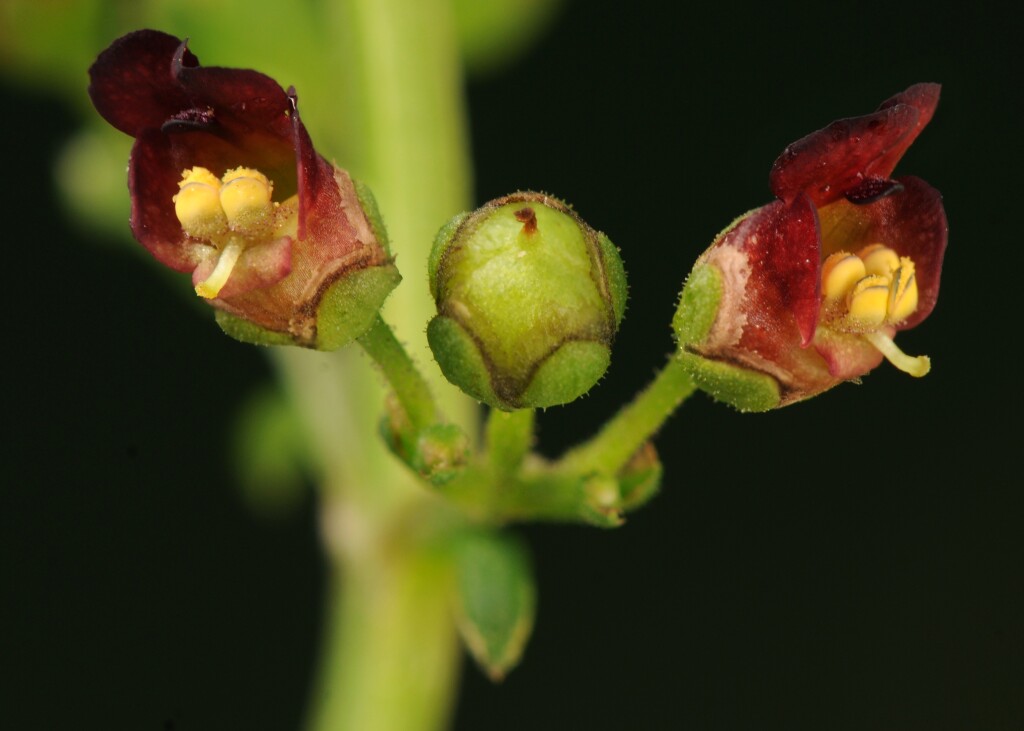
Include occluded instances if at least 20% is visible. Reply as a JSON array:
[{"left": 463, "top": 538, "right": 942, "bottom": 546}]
[
  {"left": 358, "top": 314, "right": 438, "bottom": 432},
  {"left": 293, "top": 1, "right": 475, "bottom": 730},
  {"left": 557, "top": 357, "right": 696, "bottom": 476},
  {"left": 485, "top": 409, "right": 535, "bottom": 477},
  {"left": 304, "top": 537, "right": 459, "bottom": 731}
]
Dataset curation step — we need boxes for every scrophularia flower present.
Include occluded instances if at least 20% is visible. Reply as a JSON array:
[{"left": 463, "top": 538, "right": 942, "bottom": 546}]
[
  {"left": 89, "top": 30, "right": 398, "bottom": 349},
  {"left": 674, "top": 84, "right": 947, "bottom": 411}
]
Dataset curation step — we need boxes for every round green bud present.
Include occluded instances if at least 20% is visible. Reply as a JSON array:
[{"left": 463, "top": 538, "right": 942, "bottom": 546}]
[{"left": 427, "top": 192, "right": 627, "bottom": 410}]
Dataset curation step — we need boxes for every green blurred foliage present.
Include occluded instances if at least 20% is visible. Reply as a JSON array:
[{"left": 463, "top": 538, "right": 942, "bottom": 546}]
[
  {"left": 453, "top": 0, "right": 563, "bottom": 76},
  {"left": 232, "top": 385, "right": 312, "bottom": 518}
]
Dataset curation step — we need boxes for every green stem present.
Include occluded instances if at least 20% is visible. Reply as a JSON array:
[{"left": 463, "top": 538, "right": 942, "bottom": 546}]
[
  {"left": 557, "top": 357, "right": 696, "bottom": 476},
  {"left": 304, "top": 535, "right": 459, "bottom": 731},
  {"left": 485, "top": 408, "right": 535, "bottom": 477},
  {"left": 297, "top": 0, "right": 475, "bottom": 730},
  {"left": 358, "top": 314, "right": 438, "bottom": 432}
]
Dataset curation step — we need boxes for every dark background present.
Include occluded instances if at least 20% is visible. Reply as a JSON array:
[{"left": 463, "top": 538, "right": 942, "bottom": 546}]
[{"left": 3, "top": 1, "right": 1020, "bottom": 729}]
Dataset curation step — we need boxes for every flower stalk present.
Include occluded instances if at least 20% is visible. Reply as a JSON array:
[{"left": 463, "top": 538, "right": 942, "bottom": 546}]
[
  {"left": 485, "top": 408, "right": 535, "bottom": 478},
  {"left": 557, "top": 357, "right": 696, "bottom": 476},
  {"left": 357, "top": 314, "right": 438, "bottom": 433}
]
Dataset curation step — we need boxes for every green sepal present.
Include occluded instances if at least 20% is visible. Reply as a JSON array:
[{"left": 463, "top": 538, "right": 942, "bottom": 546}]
[
  {"left": 427, "top": 314, "right": 502, "bottom": 406},
  {"left": 672, "top": 262, "right": 723, "bottom": 346},
  {"left": 215, "top": 309, "right": 296, "bottom": 347},
  {"left": 676, "top": 350, "right": 781, "bottom": 412},
  {"left": 353, "top": 178, "right": 392, "bottom": 256},
  {"left": 449, "top": 529, "right": 536, "bottom": 681},
  {"left": 428, "top": 211, "right": 470, "bottom": 300},
  {"left": 673, "top": 262, "right": 780, "bottom": 411},
  {"left": 315, "top": 263, "right": 402, "bottom": 351},
  {"left": 597, "top": 233, "right": 628, "bottom": 327},
  {"left": 520, "top": 340, "right": 611, "bottom": 408}
]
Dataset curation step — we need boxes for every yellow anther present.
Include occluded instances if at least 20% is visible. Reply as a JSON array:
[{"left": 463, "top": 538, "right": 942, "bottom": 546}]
[
  {"left": 886, "top": 257, "right": 919, "bottom": 323},
  {"left": 847, "top": 275, "right": 891, "bottom": 326},
  {"left": 858, "top": 244, "right": 901, "bottom": 277},
  {"left": 221, "top": 167, "right": 271, "bottom": 187},
  {"left": 173, "top": 167, "right": 226, "bottom": 239},
  {"left": 180, "top": 166, "right": 222, "bottom": 189},
  {"left": 821, "top": 252, "right": 867, "bottom": 300},
  {"left": 219, "top": 167, "right": 274, "bottom": 232}
]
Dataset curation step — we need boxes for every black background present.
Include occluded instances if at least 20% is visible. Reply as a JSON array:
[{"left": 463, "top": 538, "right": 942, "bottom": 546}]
[{"left": 3, "top": 1, "right": 1021, "bottom": 729}]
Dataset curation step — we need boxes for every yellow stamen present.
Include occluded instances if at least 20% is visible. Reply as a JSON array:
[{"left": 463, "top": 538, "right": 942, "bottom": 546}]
[
  {"left": 180, "top": 167, "right": 222, "bottom": 188},
  {"left": 858, "top": 244, "right": 901, "bottom": 276},
  {"left": 887, "top": 257, "right": 919, "bottom": 323},
  {"left": 195, "top": 240, "right": 245, "bottom": 299},
  {"left": 847, "top": 275, "right": 890, "bottom": 326},
  {"left": 821, "top": 252, "right": 866, "bottom": 300},
  {"left": 171, "top": 166, "right": 285, "bottom": 300},
  {"left": 174, "top": 167, "right": 226, "bottom": 238},
  {"left": 864, "top": 331, "right": 931, "bottom": 377},
  {"left": 220, "top": 167, "right": 274, "bottom": 233}
]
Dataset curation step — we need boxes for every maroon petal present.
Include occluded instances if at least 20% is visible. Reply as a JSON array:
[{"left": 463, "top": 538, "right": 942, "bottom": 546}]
[
  {"left": 88, "top": 30, "right": 199, "bottom": 137},
  {"left": 882, "top": 176, "right": 947, "bottom": 329},
  {"left": 286, "top": 89, "right": 334, "bottom": 241},
  {"left": 770, "top": 84, "right": 941, "bottom": 207},
  {"left": 733, "top": 195, "right": 822, "bottom": 346},
  {"left": 816, "top": 176, "right": 946, "bottom": 330},
  {"left": 128, "top": 130, "right": 197, "bottom": 272},
  {"left": 844, "top": 176, "right": 903, "bottom": 205},
  {"left": 873, "top": 83, "right": 941, "bottom": 176},
  {"left": 172, "top": 50, "right": 296, "bottom": 185}
]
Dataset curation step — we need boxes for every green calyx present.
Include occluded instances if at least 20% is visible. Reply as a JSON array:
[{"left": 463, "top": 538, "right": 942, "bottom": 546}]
[
  {"left": 216, "top": 263, "right": 401, "bottom": 350},
  {"left": 676, "top": 350, "right": 780, "bottom": 412},
  {"left": 315, "top": 263, "right": 402, "bottom": 350},
  {"left": 672, "top": 263, "right": 780, "bottom": 412},
  {"left": 672, "top": 263, "right": 722, "bottom": 346},
  {"left": 427, "top": 192, "right": 627, "bottom": 410}
]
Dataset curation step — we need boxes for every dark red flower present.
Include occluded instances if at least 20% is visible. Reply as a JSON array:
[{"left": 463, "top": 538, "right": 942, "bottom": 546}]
[
  {"left": 674, "top": 84, "right": 947, "bottom": 410},
  {"left": 88, "top": 30, "right": 398, "bottom": 349}
]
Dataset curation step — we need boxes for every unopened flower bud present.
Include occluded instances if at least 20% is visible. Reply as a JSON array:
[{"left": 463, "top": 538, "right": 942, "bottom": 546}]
[{"left": 427, "top": 193, "right": 627, "bottom": 410}]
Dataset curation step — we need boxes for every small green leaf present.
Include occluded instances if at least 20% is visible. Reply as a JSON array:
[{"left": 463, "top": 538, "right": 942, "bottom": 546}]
[{"left": 451, "top": 530, "right": 536, "bottom": 681}]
